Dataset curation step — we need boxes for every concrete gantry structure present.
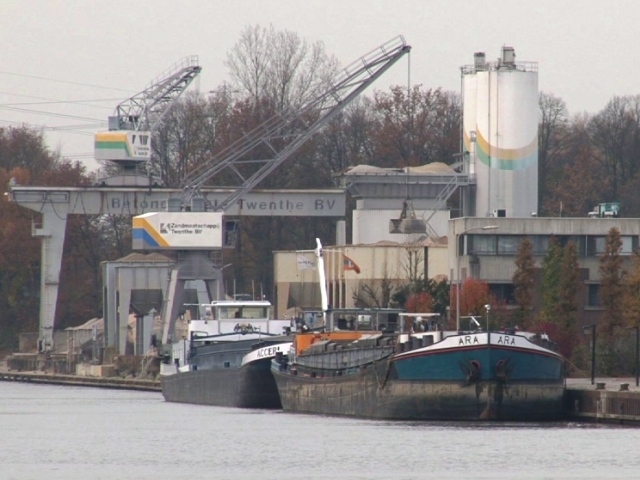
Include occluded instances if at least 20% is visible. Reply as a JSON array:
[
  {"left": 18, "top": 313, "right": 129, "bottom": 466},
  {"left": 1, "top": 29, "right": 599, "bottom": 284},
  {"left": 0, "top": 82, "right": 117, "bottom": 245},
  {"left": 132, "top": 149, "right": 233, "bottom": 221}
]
[
  {"left": 8, "top": 184, "right": 345, "bottom": 352},
  {"left": 102, "top": 253, "right": 174, "bottom": 355}
]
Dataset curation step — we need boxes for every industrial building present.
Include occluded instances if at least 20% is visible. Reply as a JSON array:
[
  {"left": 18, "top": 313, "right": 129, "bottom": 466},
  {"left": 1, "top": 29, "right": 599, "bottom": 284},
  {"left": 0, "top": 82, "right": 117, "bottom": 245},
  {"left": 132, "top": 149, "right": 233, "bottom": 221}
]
[
  {"left": 273, "top": 238, "right": 448, "bottom": 318},
  {"left": 450, "top": 216, "right": 640, "bottom": 326},
  {"left": 10, "top": 44, "right": 637, "bottom": 362},
  {"left": 273, "top": 45, "right": 640, "bottom": 328}
]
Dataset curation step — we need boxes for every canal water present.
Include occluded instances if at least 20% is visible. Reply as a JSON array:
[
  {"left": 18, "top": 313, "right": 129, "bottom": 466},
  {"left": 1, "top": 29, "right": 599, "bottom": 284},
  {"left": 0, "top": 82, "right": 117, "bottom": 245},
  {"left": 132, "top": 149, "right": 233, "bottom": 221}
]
[{"left": 1, "top": 382, "right": 639, "bottom": 480}]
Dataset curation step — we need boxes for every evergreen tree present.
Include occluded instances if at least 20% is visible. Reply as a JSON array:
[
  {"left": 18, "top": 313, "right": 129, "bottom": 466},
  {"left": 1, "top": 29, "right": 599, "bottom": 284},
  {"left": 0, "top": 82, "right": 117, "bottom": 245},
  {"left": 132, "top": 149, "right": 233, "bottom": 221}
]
[
  {"left": 512, "top": 237, "right": 536, "bottom": 328},
  {"left": 622, "top": 250, "right": 640, "bottom": 328},
  {"left": 538, "top": 236, "right": 563, "bottom": 324},
  {"left": 599, "top": 227, "right": 624, "bottom": 338},
  {"left": 427, "top": 279, "right": 451, "bottom": 318},
  {"left": 557, "top": 241, "right": 581, "bottom": 357}
]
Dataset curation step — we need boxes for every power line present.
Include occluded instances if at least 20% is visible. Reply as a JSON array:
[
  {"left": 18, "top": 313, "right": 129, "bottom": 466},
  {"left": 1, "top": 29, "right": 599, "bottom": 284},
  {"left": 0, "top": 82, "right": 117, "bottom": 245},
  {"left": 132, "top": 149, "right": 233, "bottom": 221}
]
[
  {"left": 63, "top": 152, "right": 98, "bottom": 159},
  {"left": 0, "top": 92, "right": 120, "bottom": 110},
  {"left": 0, "top": 70, "right": 134, "bottom": 93},
  {"left": 0, "top": 105, "right": 103, "bottom": 122},
  {"left": 46, "top": 122, "right": 106, "bottom": 131},
  {"left": 0, "top": 119, "right": 102, "bottom": 136}
]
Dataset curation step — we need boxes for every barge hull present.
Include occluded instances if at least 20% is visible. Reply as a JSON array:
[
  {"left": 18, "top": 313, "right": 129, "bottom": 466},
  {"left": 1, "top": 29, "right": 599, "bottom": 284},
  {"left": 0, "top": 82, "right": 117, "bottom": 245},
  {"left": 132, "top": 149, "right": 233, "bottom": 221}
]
[
  {"left": 162, "top": 360, "right": 281, "bottom": 409},
  {"left": 273, "top": 365, "right": 564, "bottom": 421}
]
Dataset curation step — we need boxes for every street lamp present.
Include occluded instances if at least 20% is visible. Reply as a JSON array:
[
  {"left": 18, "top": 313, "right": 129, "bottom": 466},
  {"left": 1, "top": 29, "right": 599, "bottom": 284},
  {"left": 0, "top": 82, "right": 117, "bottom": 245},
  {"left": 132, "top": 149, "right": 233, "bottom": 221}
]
[
  {"left": 485, "top": 304, "right": 491, "bottom": 332},
  {"left": 626, "top": 326, "right": 640, "bottom": 387},
  {"left": 582, "top": 324, "right": 596, "bottom": 385},
  {"left": 455, "top": 225, "right": 498, "bottom": 330},
  {"left": 485, "top": 303, "right": 491, "bottom": 348}
]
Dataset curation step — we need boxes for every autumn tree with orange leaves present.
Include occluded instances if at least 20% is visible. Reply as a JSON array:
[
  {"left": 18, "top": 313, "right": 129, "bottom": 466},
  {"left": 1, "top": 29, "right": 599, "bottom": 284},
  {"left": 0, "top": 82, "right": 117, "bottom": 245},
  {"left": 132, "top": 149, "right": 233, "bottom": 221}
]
[
  {"left": 0, "top": 126, "right": 113, "bottom": 349},
  {"left": 450, "top": 278, "right": 498, "bottom": 329},
  {"left": 405, "top": 292, "right": 433, "bottom": 314}
]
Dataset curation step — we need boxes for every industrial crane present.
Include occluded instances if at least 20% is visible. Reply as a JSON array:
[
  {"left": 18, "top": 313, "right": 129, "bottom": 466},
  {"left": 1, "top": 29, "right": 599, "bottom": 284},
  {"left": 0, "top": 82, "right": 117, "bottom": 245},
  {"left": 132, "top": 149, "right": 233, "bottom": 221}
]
[
  {"left": 131, "top": 36, "right": 411, "bottom": 345},
  {"left": 94, "top": 56, "right": 201, "bottom": 186},
  {"left": 180, "top": 36, "right": 410, "bottom": 211}
]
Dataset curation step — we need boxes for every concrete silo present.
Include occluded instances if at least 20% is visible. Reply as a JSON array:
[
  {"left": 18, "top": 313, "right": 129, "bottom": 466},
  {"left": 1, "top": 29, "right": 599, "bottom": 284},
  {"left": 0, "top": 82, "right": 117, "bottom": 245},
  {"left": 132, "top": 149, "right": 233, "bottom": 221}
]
[{"left": 461, "top": 47, "right": 538, "bottom": 218}]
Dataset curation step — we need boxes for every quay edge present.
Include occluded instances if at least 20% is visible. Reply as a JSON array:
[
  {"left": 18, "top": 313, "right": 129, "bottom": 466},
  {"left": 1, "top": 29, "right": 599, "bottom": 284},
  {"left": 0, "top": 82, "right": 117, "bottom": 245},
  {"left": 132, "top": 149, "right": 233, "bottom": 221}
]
[
  {"left": 565, "top": 378, "right": 640, "bottom": 426},
  {"left": 4, "top": 362, "right": 640, "bottom": 425},
  {"left": 0, "top": 370, "right": 160, "bottom": 392}
]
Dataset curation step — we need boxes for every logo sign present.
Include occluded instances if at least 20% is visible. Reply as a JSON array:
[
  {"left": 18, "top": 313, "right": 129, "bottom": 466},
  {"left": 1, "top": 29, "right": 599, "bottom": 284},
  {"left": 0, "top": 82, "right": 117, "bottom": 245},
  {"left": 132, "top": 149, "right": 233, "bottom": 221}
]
[{"left": 132, "top": 212, "right": 224, "bottom": 249}]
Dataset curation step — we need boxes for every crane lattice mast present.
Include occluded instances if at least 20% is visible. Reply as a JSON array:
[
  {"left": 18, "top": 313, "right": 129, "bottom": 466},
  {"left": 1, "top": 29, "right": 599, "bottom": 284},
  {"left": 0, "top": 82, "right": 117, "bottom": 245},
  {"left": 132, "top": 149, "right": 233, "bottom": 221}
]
[
  {"left": 95, "top": 56, "right": 201, "bottom": 185},
  {"left": 110, "top": 55, "right": 202, "bottom": 132},
  {"left": 180, "top": 36, "right": 411, "bottom": 211}
]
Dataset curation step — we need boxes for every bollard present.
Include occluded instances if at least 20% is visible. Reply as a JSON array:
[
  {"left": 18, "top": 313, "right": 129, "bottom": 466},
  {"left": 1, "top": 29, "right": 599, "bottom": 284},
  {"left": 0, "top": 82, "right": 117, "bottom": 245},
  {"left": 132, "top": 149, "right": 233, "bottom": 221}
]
[
  {"left": 596, "top": 382, "right": 606, "bottom": 390},
  {"left": 620, "top": 383, "right": 630, "bottom": 391}
]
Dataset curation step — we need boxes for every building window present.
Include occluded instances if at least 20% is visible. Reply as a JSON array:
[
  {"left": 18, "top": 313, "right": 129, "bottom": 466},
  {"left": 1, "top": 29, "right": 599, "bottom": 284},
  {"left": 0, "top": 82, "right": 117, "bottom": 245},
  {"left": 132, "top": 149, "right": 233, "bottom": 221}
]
[
  {"left": 587, "top": 235, "right": 636, "bottom": 256},
  {"left": 555, "top": 236, "right": 586, "bottom": 256},
  {"left": 468, "top": 235, "right": 497, "bottom": 255},
  {"left": 469, "top": 234, "right": 589, "bottom": 256},
  {"left": 489, "top": 283, "right": 516, "bottom": 305},
  {"left": 497, "top": 236, "right": 522, "bottom": 254},
  {"left": 588, "top": 284, "right": 601, "bottom": 307},
  {"left": 531, "top": 236, "right": 550, "bottom": 255}
]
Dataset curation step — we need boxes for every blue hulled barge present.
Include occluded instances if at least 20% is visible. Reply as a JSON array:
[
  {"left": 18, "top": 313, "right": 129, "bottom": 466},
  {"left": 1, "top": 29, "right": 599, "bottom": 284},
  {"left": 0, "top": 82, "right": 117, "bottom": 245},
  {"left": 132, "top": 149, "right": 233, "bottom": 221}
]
[
  {"left": 273, "top": 326, "right": 565, "bottom": 421},
  {"left": 272, "top": 239, "right": 565, "bottom": 421}
]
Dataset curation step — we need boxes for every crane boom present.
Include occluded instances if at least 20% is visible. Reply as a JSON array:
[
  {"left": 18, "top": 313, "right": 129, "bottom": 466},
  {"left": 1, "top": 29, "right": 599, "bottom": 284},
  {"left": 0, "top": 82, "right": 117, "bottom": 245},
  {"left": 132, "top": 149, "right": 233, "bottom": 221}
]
[
  {"left": 180, "top": 36, "right": 411, "bottom": 211},
  {"left": 110, "top": 55, "right": 202, "bottom": 132},
  {"left": 95, "top": 56, "right": 201, "bottom": 177},
  {"left": 133, "top": 38, "right": 410, "bottom": 345}
]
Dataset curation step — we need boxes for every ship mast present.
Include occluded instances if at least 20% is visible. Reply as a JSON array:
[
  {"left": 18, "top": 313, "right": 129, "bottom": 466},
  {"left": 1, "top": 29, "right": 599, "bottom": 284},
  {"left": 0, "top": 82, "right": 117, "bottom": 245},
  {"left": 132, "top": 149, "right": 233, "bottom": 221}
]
[{"left": 314, "top": 238, "right": 329, "bottom": 329}]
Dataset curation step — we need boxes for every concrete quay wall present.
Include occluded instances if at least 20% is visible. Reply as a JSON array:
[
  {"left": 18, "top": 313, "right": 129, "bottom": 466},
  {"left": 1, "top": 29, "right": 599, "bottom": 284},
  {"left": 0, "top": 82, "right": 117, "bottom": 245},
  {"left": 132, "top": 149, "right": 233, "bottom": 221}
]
[
  {"left": 0, "top": 370, "right": 160, "bottom": 391},
  {"left": 565, "top": 377, "right": 640, "bottom": 425},
  {"left": 2, "top": 365, "right": 639, "bottom": 423},
  {"left": 1, "top": 354, "right": 160, "bottom": 392}
]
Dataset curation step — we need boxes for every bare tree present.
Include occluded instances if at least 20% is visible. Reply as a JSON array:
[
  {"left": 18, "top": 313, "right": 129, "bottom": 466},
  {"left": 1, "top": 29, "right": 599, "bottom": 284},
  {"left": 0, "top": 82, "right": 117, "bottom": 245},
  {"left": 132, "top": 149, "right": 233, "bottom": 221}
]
[
  {"left": 316, "top": 97, "right": 376, "bottom": 174},
  {"left": 353, "top": 275, "right": 395, "bottom": 309},
  {"left": 589, "top": 95, "right": 640, "bottom": 200},
  {"left": 538, "top": 92, "right": 569, "bottom": 212},
  {"left": 225, "top": 24, "right": 338, "bottom": 111},
  {"left": 152, "top": 91, "right": 230, "bottom": 187},
  {"left": 371, "top": 86, "right": 461, "bottom": 168},
  {"left": 541, "top": 113, "right": 603, "bottom": 217}
]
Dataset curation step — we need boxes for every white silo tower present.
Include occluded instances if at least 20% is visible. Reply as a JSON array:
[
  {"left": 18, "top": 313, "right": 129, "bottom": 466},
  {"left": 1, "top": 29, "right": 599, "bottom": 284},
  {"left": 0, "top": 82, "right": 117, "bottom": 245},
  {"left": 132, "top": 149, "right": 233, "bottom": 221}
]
[{"left": 461, "top": 46, "right": 538, "bottom": 218}]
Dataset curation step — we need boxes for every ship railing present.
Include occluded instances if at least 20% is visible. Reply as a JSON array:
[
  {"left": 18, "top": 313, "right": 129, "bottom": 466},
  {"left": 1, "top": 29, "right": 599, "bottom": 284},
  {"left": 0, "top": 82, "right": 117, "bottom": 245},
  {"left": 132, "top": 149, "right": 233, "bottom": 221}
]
[{"left": 189, "top": 330, "right": 279, "bottom": 344}]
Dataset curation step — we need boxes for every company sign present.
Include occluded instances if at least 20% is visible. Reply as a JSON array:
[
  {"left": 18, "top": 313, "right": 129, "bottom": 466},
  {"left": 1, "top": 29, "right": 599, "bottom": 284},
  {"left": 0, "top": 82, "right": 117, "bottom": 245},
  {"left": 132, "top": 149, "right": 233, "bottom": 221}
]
[{"left": 132, "top": 212, "right": 224, "bottom": 249}]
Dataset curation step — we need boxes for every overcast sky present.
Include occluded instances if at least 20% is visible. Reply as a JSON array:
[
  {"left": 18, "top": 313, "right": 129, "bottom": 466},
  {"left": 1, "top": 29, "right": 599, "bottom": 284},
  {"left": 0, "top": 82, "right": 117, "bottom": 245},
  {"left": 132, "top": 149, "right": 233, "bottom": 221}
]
[{"left": 2, "top": 0, "right": 639, "bottom": 170}]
